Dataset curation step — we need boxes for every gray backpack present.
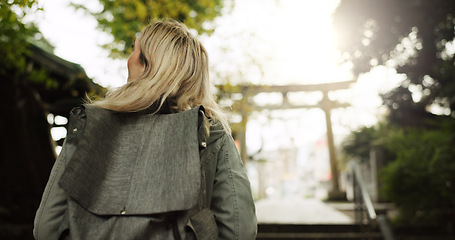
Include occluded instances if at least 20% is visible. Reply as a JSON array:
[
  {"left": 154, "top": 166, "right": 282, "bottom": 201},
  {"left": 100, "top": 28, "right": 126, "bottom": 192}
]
[{"left": 58, "top": 105, "right": 217, "bottom": 240}]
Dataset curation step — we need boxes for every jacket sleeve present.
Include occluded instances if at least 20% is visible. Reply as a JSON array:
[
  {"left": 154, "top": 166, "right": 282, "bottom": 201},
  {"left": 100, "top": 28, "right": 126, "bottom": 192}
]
[
  {"left": 33, "top": 138, "right": 70, "bottom": 239},
  {"left": 33, "top": 107, "right": 85, "bottom": 239},
  {"left": 210, "top": 134, "right": 257, "bottom": 240}
]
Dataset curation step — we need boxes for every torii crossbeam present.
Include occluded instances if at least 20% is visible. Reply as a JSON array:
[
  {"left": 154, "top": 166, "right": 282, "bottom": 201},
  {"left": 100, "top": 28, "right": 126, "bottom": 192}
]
[{"left": 217, "top": 80, "right": 356, "bottom": 197}]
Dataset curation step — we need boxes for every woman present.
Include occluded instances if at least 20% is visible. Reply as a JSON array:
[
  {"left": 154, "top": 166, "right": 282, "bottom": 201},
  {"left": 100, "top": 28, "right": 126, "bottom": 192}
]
[{"left": 34, "top": 19, "right": 257, "bottom": 239}]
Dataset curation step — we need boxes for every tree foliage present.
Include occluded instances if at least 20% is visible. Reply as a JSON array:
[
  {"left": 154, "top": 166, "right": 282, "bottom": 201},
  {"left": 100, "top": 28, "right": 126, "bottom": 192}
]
[
  {"left": 341, "top": 126, "right": 378, "bottom": 162},
  {"left": 341, "top": 121, "right": 455, "bottom": 226},
  {"left": 333, "top": 0, "right": 455, "bottom": 126},
  {"left": 0, "top": 0, "right": 39, "bottom": 78},
  {"left": 380, "top": 121, "right": 455, "bottom": 226},
  {"left": 75, "top": 0, "right": 227, "bottom": 58}
]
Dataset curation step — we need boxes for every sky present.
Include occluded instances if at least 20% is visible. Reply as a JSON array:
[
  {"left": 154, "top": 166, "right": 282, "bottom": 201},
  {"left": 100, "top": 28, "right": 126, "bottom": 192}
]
[
  {"left": 32, "top": 0, "right": 351, "bottom": 87},
  {"left": 33, "top": 0, "right": 126, "bottom": 87},
  {"left": 32, "top": 0, "right": 404, "bottom": 157}
]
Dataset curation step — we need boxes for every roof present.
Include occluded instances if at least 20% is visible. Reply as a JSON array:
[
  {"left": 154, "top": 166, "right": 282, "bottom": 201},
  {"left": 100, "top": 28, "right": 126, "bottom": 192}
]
[{"left": 27, "top": 43, "right": 106, "bottom": 117}]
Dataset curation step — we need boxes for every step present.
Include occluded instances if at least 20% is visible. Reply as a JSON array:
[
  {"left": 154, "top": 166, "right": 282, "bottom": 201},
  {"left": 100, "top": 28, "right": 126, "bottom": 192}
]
[{"left": 257, "top": 224, "right": 382, "bottom": 240}]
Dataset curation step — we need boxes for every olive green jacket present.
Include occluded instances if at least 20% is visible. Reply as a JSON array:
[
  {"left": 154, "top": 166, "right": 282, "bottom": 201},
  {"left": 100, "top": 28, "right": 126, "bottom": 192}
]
[{"left": 33, "top": 105, "right": 257, "bottom": 239}]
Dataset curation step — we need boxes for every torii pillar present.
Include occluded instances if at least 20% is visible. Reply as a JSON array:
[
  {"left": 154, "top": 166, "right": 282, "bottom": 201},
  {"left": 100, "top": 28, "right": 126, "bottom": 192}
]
[{"left": 321, "top": 90, "right": 344, "bottom": 200}]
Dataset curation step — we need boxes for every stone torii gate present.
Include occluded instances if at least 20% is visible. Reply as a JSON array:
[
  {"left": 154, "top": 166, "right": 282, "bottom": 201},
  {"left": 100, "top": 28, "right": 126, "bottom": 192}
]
[{"left": 219, "top": 80, "right": 355, "bottom": 198}]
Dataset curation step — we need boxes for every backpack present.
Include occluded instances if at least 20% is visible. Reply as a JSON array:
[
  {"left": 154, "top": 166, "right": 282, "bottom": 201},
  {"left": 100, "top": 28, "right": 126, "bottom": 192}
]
[{"left": 58, "top": 105, "right": 218, "bottom": 240}]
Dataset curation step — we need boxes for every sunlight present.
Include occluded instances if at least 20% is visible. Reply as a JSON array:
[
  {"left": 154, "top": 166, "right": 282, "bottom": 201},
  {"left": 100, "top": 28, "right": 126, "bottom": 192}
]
[
  {"left": 269, "top": 0, "right": 347, "bottom": 84},
  {"left": 203, "top": 0, "right": 351, "bottom": 85}
]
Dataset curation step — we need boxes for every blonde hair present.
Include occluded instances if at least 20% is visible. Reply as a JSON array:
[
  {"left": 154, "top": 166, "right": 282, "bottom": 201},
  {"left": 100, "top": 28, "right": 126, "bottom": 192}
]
[{"left": 90, "top": 19, "right": 230, "bottom": 133}]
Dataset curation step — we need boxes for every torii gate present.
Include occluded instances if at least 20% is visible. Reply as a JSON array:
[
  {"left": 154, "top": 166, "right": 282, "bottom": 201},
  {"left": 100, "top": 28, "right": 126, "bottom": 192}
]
[{"left": 218, "top": 80, "right": 355, "bottom": 198}]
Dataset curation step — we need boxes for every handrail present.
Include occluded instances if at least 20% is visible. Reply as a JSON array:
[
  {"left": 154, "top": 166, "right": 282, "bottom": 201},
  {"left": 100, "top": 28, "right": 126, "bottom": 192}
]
[
  {"left": 351, "top": 161, "right": 395, "bottom": 240},
  {"left": 353, "top": 163, "right": 377, "bottom": 220}
]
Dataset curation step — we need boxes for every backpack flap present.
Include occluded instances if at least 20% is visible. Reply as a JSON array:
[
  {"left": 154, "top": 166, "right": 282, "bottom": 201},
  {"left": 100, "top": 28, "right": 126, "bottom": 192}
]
[{"left": 59, "top": 105, "right": 204, "bottom": 216}]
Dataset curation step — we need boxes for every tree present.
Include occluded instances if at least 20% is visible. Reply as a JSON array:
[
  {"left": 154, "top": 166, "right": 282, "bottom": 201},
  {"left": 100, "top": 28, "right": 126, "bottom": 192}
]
[
  {"left": 380, "top": 122, "right": 455, "bottom": 226},
  {"left": 342, "top": 120, "right": 455, "bottom": 226},
  {"left": 335, "top": 1, "right": 455, "bottom": 229},
  {"left": 74, "top": 0, "right": 229, "bottom": 58},
  {"left": 333, "top": 0, "right": 455, "bottom": 127},
  {"left": 0, "top": 0, "right": 39, "bottom": 78}
]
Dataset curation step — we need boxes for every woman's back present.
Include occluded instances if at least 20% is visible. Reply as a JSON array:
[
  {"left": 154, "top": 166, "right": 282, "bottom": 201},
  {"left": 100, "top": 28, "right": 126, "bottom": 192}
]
[{"left": 34, "top": 19, "right": 257, "bottom": 240}]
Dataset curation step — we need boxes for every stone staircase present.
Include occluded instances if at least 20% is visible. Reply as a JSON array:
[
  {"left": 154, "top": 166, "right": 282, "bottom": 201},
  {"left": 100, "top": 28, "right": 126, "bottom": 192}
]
[
  {"left": 256, "top": 223, "right": 382, "bottom": 240},
  {"left": 256, "top": 223, "right": 454, "bottom": 240}
]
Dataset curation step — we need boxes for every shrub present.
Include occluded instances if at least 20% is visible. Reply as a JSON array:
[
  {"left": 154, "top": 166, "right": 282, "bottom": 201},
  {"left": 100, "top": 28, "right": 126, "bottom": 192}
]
[{"left": 380, "top": 120, "right": 455, "bottom": 225}]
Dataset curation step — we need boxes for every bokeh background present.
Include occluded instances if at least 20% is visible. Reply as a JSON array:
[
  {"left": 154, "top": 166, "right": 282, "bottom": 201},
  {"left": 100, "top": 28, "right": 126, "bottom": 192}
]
[{"left": 1, "top": 0, "right": 454, "bottom": 239}]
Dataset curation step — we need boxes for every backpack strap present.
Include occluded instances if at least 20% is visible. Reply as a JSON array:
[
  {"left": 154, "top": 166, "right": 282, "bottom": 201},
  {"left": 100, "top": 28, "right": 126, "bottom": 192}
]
[
  {"left": 182, "top": 108, "right": 218, "bottom": 240},
  {"left": 172, "top": 107, "right": 208, "bottom": 240},
  {"left": 197, "top": 107, "right": 209, "bottom": 209}
]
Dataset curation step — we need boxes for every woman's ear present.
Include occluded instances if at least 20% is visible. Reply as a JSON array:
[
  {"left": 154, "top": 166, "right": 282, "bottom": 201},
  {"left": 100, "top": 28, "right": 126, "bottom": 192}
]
[{"left": 140, "top": 52, "right": 148, "bottom": 67}]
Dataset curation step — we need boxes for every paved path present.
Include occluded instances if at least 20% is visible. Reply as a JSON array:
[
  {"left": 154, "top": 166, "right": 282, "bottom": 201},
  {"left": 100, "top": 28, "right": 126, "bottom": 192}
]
[{"left": 255, "top": 197, "right": 354, "bottom": 224}]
